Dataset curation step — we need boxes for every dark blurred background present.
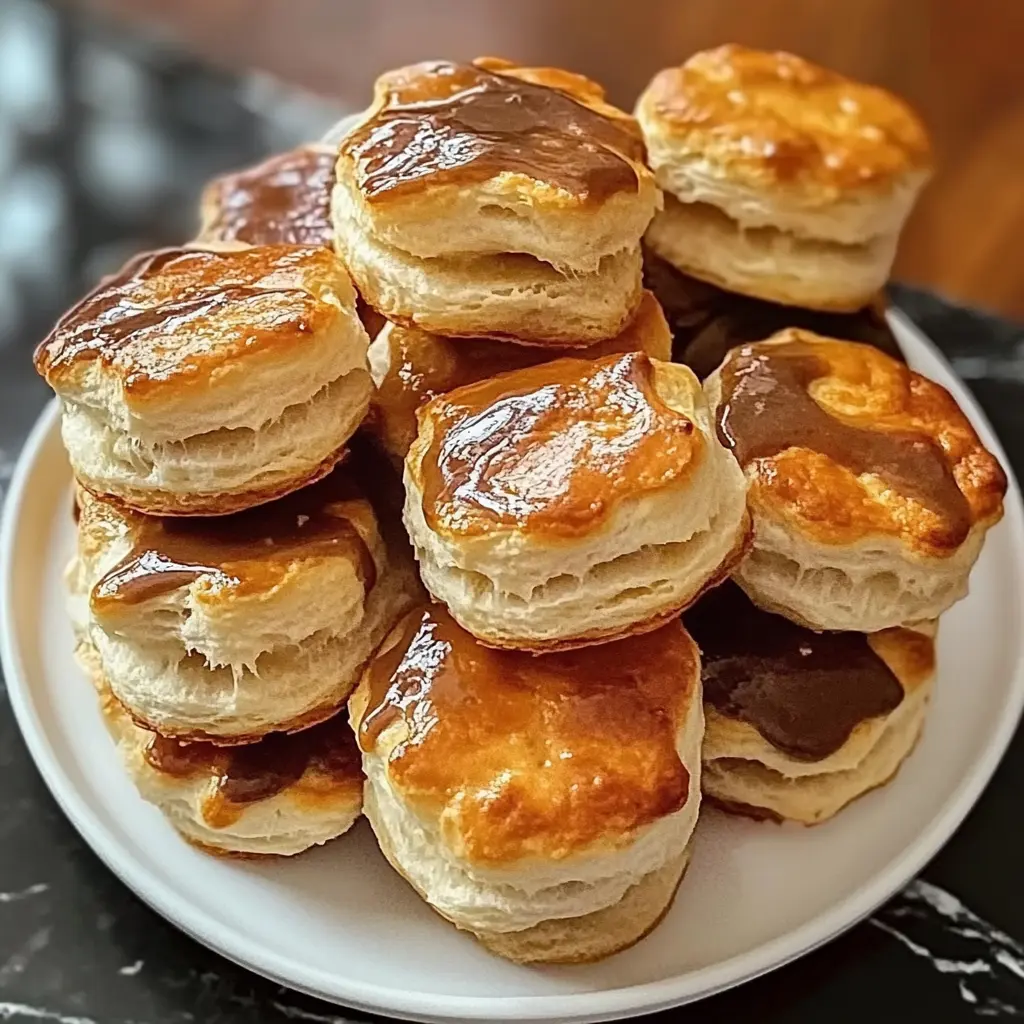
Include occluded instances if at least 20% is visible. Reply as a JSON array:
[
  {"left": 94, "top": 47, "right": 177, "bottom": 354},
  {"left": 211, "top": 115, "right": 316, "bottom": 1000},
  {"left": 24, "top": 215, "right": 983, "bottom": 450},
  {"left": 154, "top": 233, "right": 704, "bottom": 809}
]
[{"left": 1, "top": 0, "right": 1022, "bottom": 367}]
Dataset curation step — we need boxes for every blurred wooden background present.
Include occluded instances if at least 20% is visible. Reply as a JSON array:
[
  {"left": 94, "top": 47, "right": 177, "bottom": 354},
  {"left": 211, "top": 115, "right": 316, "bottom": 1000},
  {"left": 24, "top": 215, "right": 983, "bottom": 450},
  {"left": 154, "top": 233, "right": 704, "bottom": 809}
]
[{"left": 90, "top": 0, "right": 1024, "bottom": 320}]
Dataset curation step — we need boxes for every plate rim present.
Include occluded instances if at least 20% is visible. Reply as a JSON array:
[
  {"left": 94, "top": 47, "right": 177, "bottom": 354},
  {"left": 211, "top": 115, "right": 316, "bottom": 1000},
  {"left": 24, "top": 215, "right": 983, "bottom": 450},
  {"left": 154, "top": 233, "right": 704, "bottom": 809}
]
[{"left": 4, "top": 311, "right": 1024, "bottom": 1022}]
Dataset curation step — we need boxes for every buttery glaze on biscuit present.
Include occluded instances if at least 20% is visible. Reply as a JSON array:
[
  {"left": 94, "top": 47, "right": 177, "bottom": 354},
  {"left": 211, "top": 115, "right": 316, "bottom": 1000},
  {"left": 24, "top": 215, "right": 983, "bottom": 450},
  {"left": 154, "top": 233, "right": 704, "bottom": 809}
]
[
  {"left": 375, "top": 291, "right": 669, "bottom": 457},
  {"left": 91, "top": 469, "right": 377, "bottom": 610},
  {"left": 642, "top": 251, "right": 902, "bottom": 378},
  {"left": 644, "top": 44, "right": 931, "bottom": 190},
  {"left": 35, "top": 245, "right": 338, "bottom": 396},
  {"left": 419, "top": 352, "right": 702, "bottom": 538},
  {"left": 686, "top": 581, "right": 910, "bottom": 760},
  {"left": 344, "top": 60, "right": 645, "bottom": 204},
  {"left": 715, "top": 333, "right": 1006, "bottom": 552},
  {"left": 200, "top": 146, "right": 336, "bottom": 246},
  {"left": 145, "top": 712, "right": 362, "bottom": 828},
  {"left": 359, "top": 606, "right": 697, "bottom": 864}
]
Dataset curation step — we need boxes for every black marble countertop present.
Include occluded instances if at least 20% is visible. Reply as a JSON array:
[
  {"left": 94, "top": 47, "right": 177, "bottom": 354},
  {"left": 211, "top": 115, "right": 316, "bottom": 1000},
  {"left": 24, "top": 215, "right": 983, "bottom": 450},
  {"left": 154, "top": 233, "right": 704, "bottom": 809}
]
[{"left": 1, "top": 288, "right": 1022, "bottom": 1024}]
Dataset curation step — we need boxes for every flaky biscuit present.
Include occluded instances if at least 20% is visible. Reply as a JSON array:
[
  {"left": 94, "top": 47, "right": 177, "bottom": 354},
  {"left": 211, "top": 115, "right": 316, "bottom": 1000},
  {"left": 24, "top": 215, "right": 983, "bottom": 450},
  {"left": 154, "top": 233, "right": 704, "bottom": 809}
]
[
  {"left": 405, "top": 352, "right": 750, "bottom": 650},
  {"left": 351, "top": 607, "right": 702, "bottom": 962},
  {"left": 705, "top": 330, "right": 1006, "bottom": 631},
  {"left": 637, "top": 46, "right": 931, "bottom": 310},
  {"left": 368, "top": 290, "right": 672, "bottom": 461},
  {"left": 35, "top": 245, "right": 371, "bottom": 515},
  {"left": 73, "top": 479, "right": 420, "bottom": 741},
  {"left": 197, "top": 144, "right": 336, "bottom": 247},
  {"left": 333, "top": 58, "right": 658, "bottom": 345}
]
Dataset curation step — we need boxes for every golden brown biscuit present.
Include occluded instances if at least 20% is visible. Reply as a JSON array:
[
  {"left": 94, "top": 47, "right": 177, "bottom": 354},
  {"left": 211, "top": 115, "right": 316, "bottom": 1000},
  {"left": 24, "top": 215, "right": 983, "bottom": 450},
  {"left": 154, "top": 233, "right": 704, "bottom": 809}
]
[
  {"left": 35, "top": 245, "right": 372, "bottom": 515},
  {"left": 71, "top": 473, "right": 420, "bottom": 742},
  {"left": 405, "top": 351, "right": 750, "bottom": 650},
  {"left": 705, "top": 330, "right": 1006, "bottom": 630},
  {"left": 368, "top": 290, "right": 672, "bottom": 461},
  {"left": 637, "top": 46, "right": 932, "bottom": 310},
  {"left": 350, "top": 606, "right": 702, "bottom": 963},
  {"left": 196, "top": 144, "right": 336, "bottom": 247},
  {"left": 687, "top": 581, "right": 935, "bottom": 824},
  {"left": 333, "top": 58, "right": 660, "bottom": 345}
]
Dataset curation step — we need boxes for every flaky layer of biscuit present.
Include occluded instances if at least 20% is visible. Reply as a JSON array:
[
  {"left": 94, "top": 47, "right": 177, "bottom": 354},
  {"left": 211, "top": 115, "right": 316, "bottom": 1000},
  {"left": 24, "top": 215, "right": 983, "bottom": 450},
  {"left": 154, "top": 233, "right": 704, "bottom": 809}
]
[
  {"left": 645, "top": 196, "right": 894, "bottom": 311},
  {"left": 333, "top": 189, "right": 644, "bottom": 346}
]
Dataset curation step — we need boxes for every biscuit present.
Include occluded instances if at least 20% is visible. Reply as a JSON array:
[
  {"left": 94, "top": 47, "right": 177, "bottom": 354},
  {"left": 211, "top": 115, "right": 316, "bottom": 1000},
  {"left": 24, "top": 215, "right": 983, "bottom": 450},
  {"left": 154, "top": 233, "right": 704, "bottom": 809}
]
[
  {"left": 405, "top": 351, "right": 750, "bottom": 650},
  {"left": 333, "top": 58, "right": 659, "bottom": 345},
  {"left": 368, "top": 290, "right": 671, "bottom": 461},
  {"left": 642, "top": 249, "right": 903, "bottom": 379},
  {"left": 35, "top": 245, "right": 372, "bottom": 515},
  {"left": 73, "top": 474, "right": 420, "bottom": 741},
  {"left": 80, "top": 636, "right": 363, "bottom": 857},
  {"left": 637, "top": 46, "right": 931, "bottom": 310},
  {"left": 689, "top": 583, "right": 935, "bottom": 824},
  {"left": 197, "top": 145, "right": 336, "bottom": 247},
  {"left": 350, "top": 607, "right": 702, "bottom": 963},
  {"left": 706, "top": 330, "right": 1006, "bottom": 631}
]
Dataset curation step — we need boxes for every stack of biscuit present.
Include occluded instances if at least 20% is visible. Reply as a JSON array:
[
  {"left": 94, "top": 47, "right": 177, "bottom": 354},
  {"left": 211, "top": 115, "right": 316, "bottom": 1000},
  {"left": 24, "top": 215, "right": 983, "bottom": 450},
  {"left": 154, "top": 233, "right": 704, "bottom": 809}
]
[
  {"left": 631, "top": 45, "right": 1005, "bottom": 825},
  {"left": 34, "top": 46, "right": 1008, "bottom": 962},
  {"left": 38, "top": 180, "right": 420, "bottom": 856}
]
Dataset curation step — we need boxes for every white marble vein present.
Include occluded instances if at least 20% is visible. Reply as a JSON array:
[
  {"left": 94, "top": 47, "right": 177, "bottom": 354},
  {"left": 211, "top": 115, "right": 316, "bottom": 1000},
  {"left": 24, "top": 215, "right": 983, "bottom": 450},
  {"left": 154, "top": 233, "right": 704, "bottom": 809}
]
[
  {"left": 271, "top": 1000, "right": 353, "bottom": 1023},
  {"left": 871, "top": 879, "right": 1024, "bottom": 1017},
  {"left": 0, "top": 885, "right": 47, "bottom": 905},
  {"left": 0, "top": 1004, "right": 96, "bottom": 1024},
  {"left": 116, "top": 961, "right": 142, "bottom": 978}
]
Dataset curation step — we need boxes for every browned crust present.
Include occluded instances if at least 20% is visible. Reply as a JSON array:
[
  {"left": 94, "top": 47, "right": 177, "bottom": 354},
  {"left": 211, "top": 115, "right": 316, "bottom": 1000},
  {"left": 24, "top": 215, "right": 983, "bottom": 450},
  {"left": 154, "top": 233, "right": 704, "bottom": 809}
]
[
  {"left": 475, "top": 849, "right": 691, "bottom": 964},
  {"left": 183, "top": 838, "right": 281, "bottom": 860},
  {"left": 705, "top": 795, "right": 785, "bottom": 824},
  {"left": 76, "top": 445, "right": 350, "bottom": 518},
  {"left": 467, "top": 510, "right": 752, "bottom": 653}
]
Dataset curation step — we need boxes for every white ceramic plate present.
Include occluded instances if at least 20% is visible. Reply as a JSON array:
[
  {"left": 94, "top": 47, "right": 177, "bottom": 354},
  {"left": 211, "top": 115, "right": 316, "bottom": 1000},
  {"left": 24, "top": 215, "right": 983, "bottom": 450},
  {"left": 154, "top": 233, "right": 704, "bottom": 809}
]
[{"left": 4, "top": 313, "right": 1024, "bottom": 1024}]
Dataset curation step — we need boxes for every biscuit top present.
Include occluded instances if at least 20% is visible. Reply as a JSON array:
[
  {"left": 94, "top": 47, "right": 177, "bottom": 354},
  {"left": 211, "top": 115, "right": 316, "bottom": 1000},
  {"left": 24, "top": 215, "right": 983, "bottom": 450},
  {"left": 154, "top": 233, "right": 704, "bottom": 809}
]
[
  {"left": 342, "top": 58, "right": 647, "bottom": 205},
  {"left": 375, "top": 291, "right": 670, "bottom": 457},
  {"left": 144, "top": 713, "right": 362, "bottom": 828},
  {"left": 641, "top": 45, "right": 931, "bottom": 192},
  {"left": 88, "top": 469, "right": 378, "bottom": 614},
  {"left": 686, "top": 582, "right": 921, "bottom": 760},
  {"left": 416, "top": 352, "right": 704, "bottom": 539},
  {"left": 35, "top": 245, "right": 351, "bottom": 401},
  {"left": 357, "top": 606, "right": 697, "bottom": 864},
  {"left": 200, "top": 146, "right": 335, "bottom": 247},
  {"left": 642, "top": 250, "right": 903, "bottom": 378},
  {"left": 715, "top": 331, "right": 1006, "bottom": 554}
]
